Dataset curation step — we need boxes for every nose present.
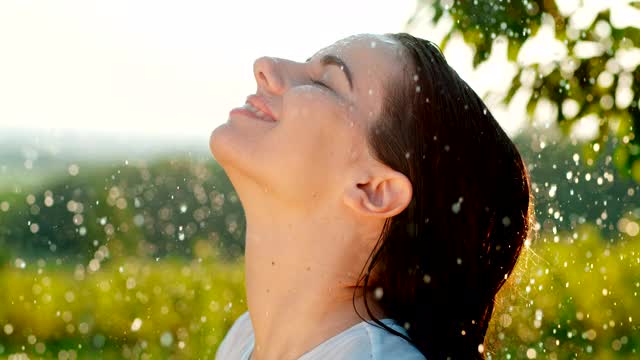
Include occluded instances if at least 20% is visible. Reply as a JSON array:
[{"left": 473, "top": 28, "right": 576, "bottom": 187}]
[{"left": 253, "top": 56, "right": 286, "bottom": 95}]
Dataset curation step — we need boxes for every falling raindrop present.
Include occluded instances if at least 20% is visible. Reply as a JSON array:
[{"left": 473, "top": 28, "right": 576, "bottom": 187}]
[
  {"left": 130, "top": 318, "right": 142, "bottom": 332},
  {"left": 160, "top": 331, "right": 174, "bottom": 347},
  {"left": 451, "top": 197, "right": 463, "bottom": 214},
  {"left": 374, "top": 287, "right": 384, "bottom": 299}
]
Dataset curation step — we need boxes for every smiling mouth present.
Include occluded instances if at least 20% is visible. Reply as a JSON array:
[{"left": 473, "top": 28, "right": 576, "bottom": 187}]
[
  {"left": 229, "top": 104, "right": 276, "bottom": 123},
  {"left": 246, "top": 94, "right": 278, "bottom": 121},
  {"left": 241, "top": 102, "right": 276, "bottom": 122}
]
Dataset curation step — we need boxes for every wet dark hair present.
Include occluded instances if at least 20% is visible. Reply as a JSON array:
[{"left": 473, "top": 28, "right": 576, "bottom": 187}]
[{"left": 352, "top": 33, "right": 534, "bottom": 359}]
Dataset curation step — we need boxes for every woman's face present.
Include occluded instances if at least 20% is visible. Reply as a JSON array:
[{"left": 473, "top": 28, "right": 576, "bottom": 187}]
[{"left": 209, "top": 34, "right": 407, "bottom": 210}]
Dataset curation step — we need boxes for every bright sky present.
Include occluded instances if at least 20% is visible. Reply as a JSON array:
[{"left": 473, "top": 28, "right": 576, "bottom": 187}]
[
  {"left": 0, "top": 0, "right": 420, "bottom": 137},
  {"left": 3, "top": 0, "right": 634, "bottom": 139}
]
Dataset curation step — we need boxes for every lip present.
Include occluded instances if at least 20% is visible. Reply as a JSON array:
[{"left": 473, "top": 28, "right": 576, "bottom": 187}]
[
  {"left": 229, "top": 107, "right": 275, "bottom": 123},
  {"left": 246, "top": 94, "right": 277, "bottom": 121}
]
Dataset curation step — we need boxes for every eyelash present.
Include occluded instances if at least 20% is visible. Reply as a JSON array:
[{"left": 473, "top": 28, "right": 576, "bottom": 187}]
[{"left": 312, "top": 79, "right": 330, "bottom": 90}]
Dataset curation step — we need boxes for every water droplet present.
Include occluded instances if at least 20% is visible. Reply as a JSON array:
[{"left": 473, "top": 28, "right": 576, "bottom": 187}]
[
  {"left": 160, "top": 331, "right": 173, "bottom": 347},
  {"left": 4, "top": 323, "right": 14, "bottom": 335},
  {"left": 374, "top": 287, "right": 384, "bottom": 299},
  {"left": 451, "top": 197, "right": 463, "bottom": 214},
  {"left": 14, "top": 258, "right": 26, "bottom": 269},
  {"left": 130, "top": 318, "right": 143, "bottom": 332},
  {"left": 68, "top": 164, "right": 80, "bottom": 176}
]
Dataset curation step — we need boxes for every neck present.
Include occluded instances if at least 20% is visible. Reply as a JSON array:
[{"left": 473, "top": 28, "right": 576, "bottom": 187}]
[{"left": 239, "top": 187, "right": 386, "bottom": 360}]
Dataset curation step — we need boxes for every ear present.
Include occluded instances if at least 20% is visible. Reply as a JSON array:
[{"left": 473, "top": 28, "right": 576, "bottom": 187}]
[{"left": 343, "top": 166, "right": 413, "bottom": 219}]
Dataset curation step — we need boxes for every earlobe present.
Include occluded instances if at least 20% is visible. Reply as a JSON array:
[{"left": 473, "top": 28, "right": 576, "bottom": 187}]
[{"left": 343, "top": 169, "right": 413, "bottom": 219}]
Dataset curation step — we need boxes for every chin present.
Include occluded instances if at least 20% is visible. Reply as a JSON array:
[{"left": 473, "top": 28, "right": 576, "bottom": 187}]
[
  {"left": 209, "top": 122, "right": 244, "bottom": 171},
  {"left": 208, "top": 122, "right": 263, "bottom": 183}
]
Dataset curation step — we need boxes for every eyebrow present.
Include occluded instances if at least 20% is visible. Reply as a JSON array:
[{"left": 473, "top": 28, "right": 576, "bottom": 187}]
[{"left": 306, "top": 54, "right": 354, "bottom": 91}]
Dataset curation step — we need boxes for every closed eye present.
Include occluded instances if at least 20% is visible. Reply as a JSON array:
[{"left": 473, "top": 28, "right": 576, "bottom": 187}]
[{"left": 312, "top": 79, "right": 330, "bottom": 90}]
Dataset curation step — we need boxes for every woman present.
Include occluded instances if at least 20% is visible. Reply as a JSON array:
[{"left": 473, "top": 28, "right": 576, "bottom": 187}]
[{"left": 210, "top": 32, "right": 533, "bottom": 360}]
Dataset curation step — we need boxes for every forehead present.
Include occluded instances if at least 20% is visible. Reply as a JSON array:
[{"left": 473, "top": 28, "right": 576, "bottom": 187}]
[
  {"left": 330, "top": 33, "right": 400, "bottom": 52},
  {"left": 314, "top": 34, "right": 407, "bottom": 119},
  {"left": 315, "top": 34, "right": 405, "bottom": 79}
]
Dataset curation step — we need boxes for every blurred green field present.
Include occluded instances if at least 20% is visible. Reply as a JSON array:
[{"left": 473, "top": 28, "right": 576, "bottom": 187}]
[
  {"left": 0, "top": 255, "right": 246, "bottom": 360},
  {"left": 0, "top": 223, "right": 638, "bottom": 359}
]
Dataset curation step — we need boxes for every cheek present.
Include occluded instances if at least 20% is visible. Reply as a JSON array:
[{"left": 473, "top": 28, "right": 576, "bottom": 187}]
[
  {"left": 265, "top": 91, "right": 361, "bottom": 187},
  {"left": 285, "top": 91, "right": 355, "bottom": 155}
]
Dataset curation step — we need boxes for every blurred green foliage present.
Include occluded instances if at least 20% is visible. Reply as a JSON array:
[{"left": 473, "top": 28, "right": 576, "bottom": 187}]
[
  {"left": 412, "top": 0, "right": 640, "bottom": 181},
  {"left": 487, "top": 223, "right": 639, "bottom": 359},
  {"left": 0, "top": 156, "right": 246, "bottom": 264}
]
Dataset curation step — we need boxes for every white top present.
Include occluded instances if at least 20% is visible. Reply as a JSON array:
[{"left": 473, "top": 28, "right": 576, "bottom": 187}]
[{"left": 215, "top": 311, "right": 426, "bottom": 360}]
